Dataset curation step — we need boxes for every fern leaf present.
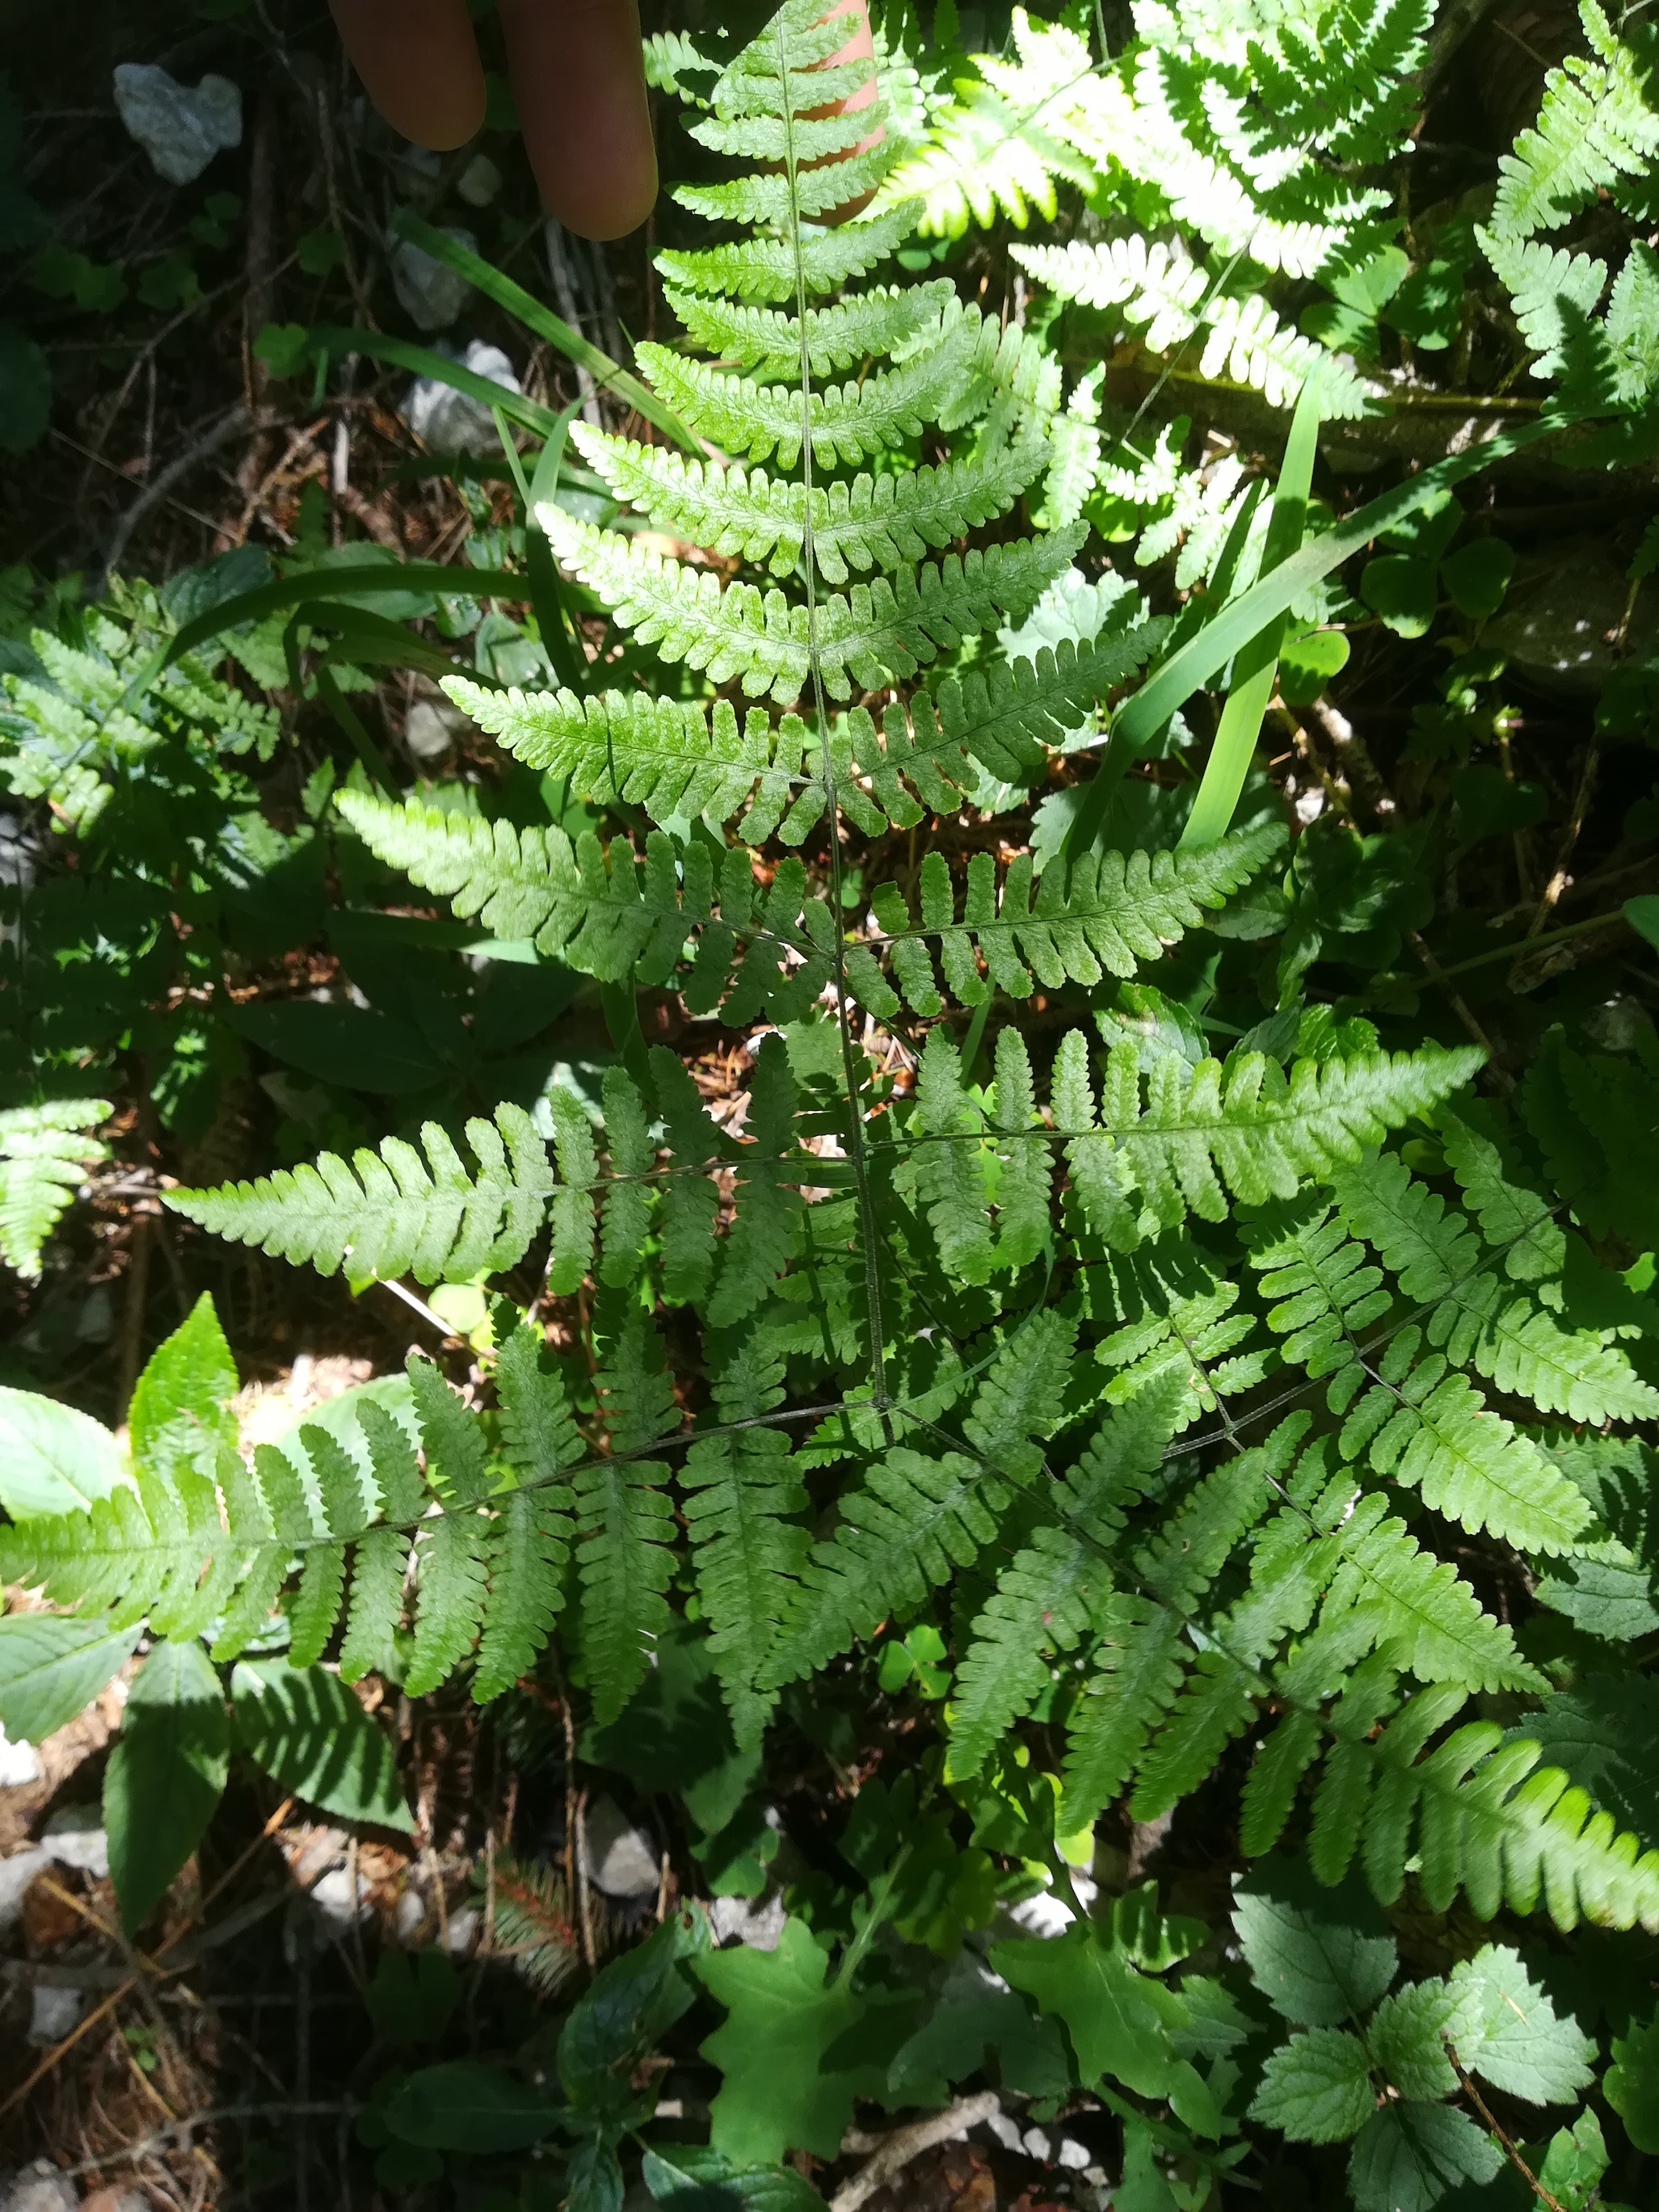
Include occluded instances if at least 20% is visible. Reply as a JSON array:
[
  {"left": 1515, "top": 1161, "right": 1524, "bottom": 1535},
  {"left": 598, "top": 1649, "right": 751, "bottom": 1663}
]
[
  {"left": 850, "top": 825, "right": 1284, "bottom": 1020},
  {"left": 541, "top": 506, "right": 1084, "bottom": 705},
  {"left": 663, "top": 278, "right": 956, "bottom": 377},
  {"left": 579, "top": 1306, "right": 679, "bottom": 1722},
  {"left": 170, "top": 1104, "right": 551, "bottom": 1286},
  {"left": 1490, "top": 2, "right": 1659, "bottom": 242},
  {"left": 474, "top": 1321, "right": 579, "bottom": 1701},
  {"left": 707, "top": 1034, "right": 800, "bottom": 1327},
  {"left": 0, "top": 1100, "right": 109, "bottom": 1276},
  {"left": 655, "top": 199, "right": 921, "bottom": 305},
  {"left": 681, "top": 1329, "right": 809, "bottom": 1745},
  {"left": 406, "top": 1512, "right": 491, "bottom": 1698},
  {"left": 1060, "top": 1597, "right": 1188, "bottom": 1831}
]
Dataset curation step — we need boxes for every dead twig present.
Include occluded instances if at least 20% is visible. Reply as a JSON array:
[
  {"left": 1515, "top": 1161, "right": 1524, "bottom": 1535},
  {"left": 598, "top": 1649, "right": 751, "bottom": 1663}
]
[
  {"left": 829, "top": 2092, "right": 1003, "bottom": 2212},
  {"left": 1443, "top": 2041, "right": 1570, "bottom": 2212}
]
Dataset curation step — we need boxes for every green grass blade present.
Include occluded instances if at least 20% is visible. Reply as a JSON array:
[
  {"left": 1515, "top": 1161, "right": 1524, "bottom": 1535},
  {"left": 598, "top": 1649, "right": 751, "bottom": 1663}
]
[
  {"left": 390, "top": 212, "right": 699, "bottom": 452},
  {"left": 309, "top": 326, "right": 565, "bottom": 439},
  {"left": 1178, "top": 372, "right": 1322, "bottom": 851}
]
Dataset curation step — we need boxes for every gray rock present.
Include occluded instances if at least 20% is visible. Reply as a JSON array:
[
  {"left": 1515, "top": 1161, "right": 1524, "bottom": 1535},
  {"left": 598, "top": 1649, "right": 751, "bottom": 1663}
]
[
  {"left": 708, "top": 1890, "right": 786, "bottom": 1949},
  {"left": 403, "top": 338, "right": 521, "bottom": 455},
  {"left": 26, "top": 1985, "right": 83, "bottom": 2047},
  {"left": 1485, "top": 542, "right": 1659, "bottom": 694},
  {"left": 308, "top": 1865, "right": 372, "bottom": 1938},
  {"left": 112, "top": 64, "right": 242, "bottom": 187},
  {"left": 0, "top": 1848, "right": 48, "bottom": 1937},
  {"left": 41, "top": 1803, "right": 107, "bottom": 1878},
  {"left": 0, "top": 2161, "right": 77, "bottom": 2212},
  {"left": 389, "top": 227, "right": 478, "bottom": 332},
  {"left": 457, "top": 153, "right": 503, "bottom": 208},
  {"left": 1055, "top": 2137, "right": 1093, "bottom": 2171},
  {"left": 583, "top": 1796, "right": 659, "bottom": 1899},
  {"left": 442, "top": 1904, "right": 480, "bottom": 1955},
  {"left": 403, "top": 698, "right": 466, "bottom": 770}
]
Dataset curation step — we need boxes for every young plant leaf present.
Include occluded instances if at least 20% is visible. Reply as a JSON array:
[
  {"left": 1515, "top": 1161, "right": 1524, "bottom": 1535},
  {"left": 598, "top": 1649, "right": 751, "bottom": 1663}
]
[{"left": 104, "top": 1637, "right": 229, "bottom": 1935}]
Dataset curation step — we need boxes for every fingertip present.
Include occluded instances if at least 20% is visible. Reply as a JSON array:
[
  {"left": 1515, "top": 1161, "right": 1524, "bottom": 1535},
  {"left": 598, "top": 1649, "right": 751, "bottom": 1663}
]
[
  {"left": 328, "top": 0, "right": 487, "bottom": 150},
  {"left": 500, "top": 0, "right": 659, "bottom": 240}
]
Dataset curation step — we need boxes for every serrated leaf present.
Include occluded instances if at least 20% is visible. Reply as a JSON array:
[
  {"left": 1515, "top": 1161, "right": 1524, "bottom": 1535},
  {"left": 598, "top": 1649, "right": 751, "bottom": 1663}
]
[
  {"left": 128, "top": 1293, "right": 238, "bottom": 1475},
  {"left": 1233, "top": 1855, "right": 1397, "bottom": 2025},
  {"left": 1248, "top": 2025, "right": 1375, "bottom": 2142},
  {"left": 1346, "top": 2101, "right": 1502, "bottom": 2212},
  {"left": 988, "top": 1924, "right": 1181, "bottom": 2097},
  {"left": 1447, "top": 1945, "right": 1594, "bottom": 2104}
]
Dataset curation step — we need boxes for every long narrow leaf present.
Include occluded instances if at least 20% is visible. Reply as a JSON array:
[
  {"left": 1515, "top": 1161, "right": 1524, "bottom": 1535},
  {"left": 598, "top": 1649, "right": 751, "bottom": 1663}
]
[
  {"left": 309, "top": 326, "right": 565, "bottom": 439},
  {"left": 1063, "top": 410, "right": 1563, "bottom": 858},
  {"left": 1178, "top": 373, "right": 1322, "bottom": 850},
  {"left": 391, "top": 212, "right": 699, "bottom": 452}
]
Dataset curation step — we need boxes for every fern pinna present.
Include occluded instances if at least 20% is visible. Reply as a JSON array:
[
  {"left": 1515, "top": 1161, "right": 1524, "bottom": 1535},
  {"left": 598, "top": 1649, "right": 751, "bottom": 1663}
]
[{"left": 9, "top": 0, "right": 1659, "bottom": 2010}]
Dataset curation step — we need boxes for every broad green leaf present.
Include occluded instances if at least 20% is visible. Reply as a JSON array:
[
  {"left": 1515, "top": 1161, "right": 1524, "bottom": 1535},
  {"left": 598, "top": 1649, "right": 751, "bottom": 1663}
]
[
  {"left": 1232, "top": 1856, "right": 1396, "bottom": 2026},
  {"left": 1625, "top": 894, "right": 1659, "bottom": 955},
  {"left": 1365, "top": 1979, "right": 1459, "bottom": 2100},
  {"left": 0, "top": 1612, "right": 139, "bottom": 1743},
  {"left": 381, "top": 2062, "right": 562, "bottom": 2151},
  {"left": 1605, "top": 2010, "right": 1659, "bottom": 2152},
  {"left": 566, "top": 2134, "right": 625, "bottom": 2212},
  {"left": 0, "top": 1389, "right": 128, "bottom": 1519},
  {"left": 1347, "top": 2101, "right": 1502, "bottom": 2212},
  {"left": 128, "top": 1292, "right": 238, "bottom": 1474},
  {"left": 104, "top": 1638, "right": 229, "bottom": 1935},
  {"left": 1446, "top": 1945, "right": 1594, "bottom": 2105},
  {"left": 1278, "top": 629, "right": 1350, "bottom": 706},
  {"left": 1537, "top": 2109, "right": 1612, "bottom": 2210},
  {"left": 1359, "top": 554, "right": 1436, "bottom": 639},
  {"left": 1248, "top": 2025, "right": 1374, "bottom": 2142},
  {"left": 230, "top": 1659, "right": 412, "bottom": 1831},
  {"left": 562, "top": 1914, "right": 704, "bottom": 2121},
  {"left": 1440, "top": 539, "right": 1514, "bottom": 621},
  {"left": 693, "top": 1916, "right": 913, "bottom": 2163},
  {"left": 988, "top": 1923, "right": 1182, "bottom": 2098},
  {"left": 642, "top": 2146, "right": 827, "bottom": 2212}
]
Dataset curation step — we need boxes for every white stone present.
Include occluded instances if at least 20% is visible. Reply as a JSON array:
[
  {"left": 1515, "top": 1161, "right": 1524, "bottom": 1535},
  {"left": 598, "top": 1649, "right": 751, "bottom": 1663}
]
[
  {"left": 394, "top": 1888, "right": 426, "bottom": 1941},
  {"left": 1022, "top": 2128, "right": 1052, "bottom": 2163},
  {"left": 0, "top": 2159, "right": 78, "bottom": 2212},
  {"left": 443, "top": 1905, "right": 480, "bottom": 1955},
  {"left": 984, "top": 2111, "right": 1024, "bottom": 2154},
  {"left": 41, "top": 1803, "right": 107, "bottom": 1878},
  {"left": 403, "top": 698, "right": 467, "bottom": 769},
  {"left": 457, "top": 153, "right": 503, "bottom": 208},
  {"left": 26, "top": 1986, "right": 83, "bottom": 2047},
  {"left": 402, "top": 338, "right": 522, "bottom": 456},
  {"left": 389, "top": 227, "right": 478, "bottom": 332},
  {"left": 0, "top": 1726, "right": 40, "bottom": 1788},
  {"left": 708, "top": 1890, "right": 786, "bottom": 1950},
  {"left": 1056, "top": 2138, "right": 1092, "bottom": 2171},
  {"left": 583, "top": 1796, "right": 659, "bottom": 1899},
  {"left": 112, "top": 65, "right": 242, "bottom": 187},
  {"left": 308, "top": 1866, "right": 371, "bottom": 1937},
  {"left": 0, "top": 1848, "right": 48, "bottom": 1937}
]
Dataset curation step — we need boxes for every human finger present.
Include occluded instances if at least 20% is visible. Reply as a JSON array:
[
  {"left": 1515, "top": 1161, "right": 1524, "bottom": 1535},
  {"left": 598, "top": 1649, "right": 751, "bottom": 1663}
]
[
  {"left": 326, "top": 0, "right": 487, "bottom": 150},
  {"left": 498, "top": 0, "right": 657, "bottom": 240}
]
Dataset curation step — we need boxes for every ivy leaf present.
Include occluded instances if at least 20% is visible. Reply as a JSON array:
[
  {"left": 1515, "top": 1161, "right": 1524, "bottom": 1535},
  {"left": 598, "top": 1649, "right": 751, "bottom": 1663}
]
[
  {"left": 0, "top": 1388, "right": 127, "bottom": 1518},
  {"left": 1346, "top": 2101, "right": 1503, "bottom": 2212},
  {"left": 1248, "top": 2026, "right": 1375, "bottom": 2143},
  {"left": 1536, "top": 2109, "right": 1613, "bottom": 2211},
  {"left": 230, "top": 1659, "right": 412, "bottom": 1831},
  {"left": 0, "top": 1613, "right": 140, "bottom": 1744},
  {"left": 104, "top": 1638, "right": 229, "bottom": 1935},
  {"left": 1232, "top": 1856, "right": 1396, "bottom": 2026},
  {"left": 1605, "top": 2010, "right": 1659, "bottom": 2152},
  {"left": 988, "top": 1923, "right": 1181, "bottom": 2097},
  {"left": 128, "top": 1293, "right": 238, "bottom": 1476},
  {"left": 1359, "top": 554, "right": 1437, "bottom": 639},
  {"left": 693, "top": 1916, "right": 914, "bottom": 2162},
  {"left": 1446, "top": 1945, "right": 1595, "bottom": 2105}
]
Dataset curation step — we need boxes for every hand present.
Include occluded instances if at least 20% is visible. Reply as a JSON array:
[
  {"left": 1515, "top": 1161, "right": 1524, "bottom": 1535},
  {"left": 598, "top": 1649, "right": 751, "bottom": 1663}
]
[{"left": 326, "top": 0, "right": 878, "bottom": 243}]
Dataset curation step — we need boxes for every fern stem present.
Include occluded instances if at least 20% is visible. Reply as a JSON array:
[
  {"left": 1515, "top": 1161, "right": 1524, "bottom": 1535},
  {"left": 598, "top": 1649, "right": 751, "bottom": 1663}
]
[{"left": 778, "top": 8, "right": 891, "bottom": 1425}]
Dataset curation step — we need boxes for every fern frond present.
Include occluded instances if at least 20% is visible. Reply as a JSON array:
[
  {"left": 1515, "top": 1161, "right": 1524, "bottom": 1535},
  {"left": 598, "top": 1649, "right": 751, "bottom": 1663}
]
[
  {"left": 169, "top": 1105, "right": 552, "bottom": 1286},
  {"left": 663, "top": 279, "right": 956, "bottom": 378},
  {"left": 1477, "top": 233, "right": 1608, "bottom": 375},
  {"left": 580, "top": 1306, "right": 680, "bottom": 1722},
  {"left": 1060, "top": 1596, "right": 1188, "bottom": 1831},
  {"left": 655, "top": 200, "right": 920, "bottom": 305},
  {"left": 474, "top": 1322, "right": 579, "bottom": 1701},
  {"left": 848, "top": 825, "right": 1284, "bottom": 1020},
  {"left": 0, "top": 1099, "right": 109, "bottom": 1276},
  {"left": 541, "top": 506, "right": 1084, "bottom": 704},
  {"left": 1490, "top": 0, "right": 1659, "bottom": 242},
  {"left": 573, "top": 420, "right": 1045, "bottom": 586},
  {"left": 681, "top": 1327, "right": 809, "bottom": 1746}
]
